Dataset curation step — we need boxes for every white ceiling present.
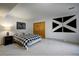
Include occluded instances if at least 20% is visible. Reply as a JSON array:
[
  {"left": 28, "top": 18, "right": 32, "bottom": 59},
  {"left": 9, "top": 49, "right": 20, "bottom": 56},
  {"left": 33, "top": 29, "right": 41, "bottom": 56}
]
[
  {"left": 0, "top": 3, "right": 17, "bottom": 17},
  {"left": 0, "top": 3, "right": 79, "bottom": 19}
]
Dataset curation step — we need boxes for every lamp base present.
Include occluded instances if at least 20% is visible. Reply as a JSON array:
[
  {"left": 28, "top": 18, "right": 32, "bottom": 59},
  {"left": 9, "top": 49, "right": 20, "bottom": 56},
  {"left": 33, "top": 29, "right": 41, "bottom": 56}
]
[{"left": 6, "top": 32, "right": 9, "bottom": 36}]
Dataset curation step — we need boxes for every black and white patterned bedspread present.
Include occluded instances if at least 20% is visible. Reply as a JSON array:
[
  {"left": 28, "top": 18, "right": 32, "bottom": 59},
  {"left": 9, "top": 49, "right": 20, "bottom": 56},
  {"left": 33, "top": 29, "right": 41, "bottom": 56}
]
[{"left": 14, "top": 33, "right": 41, "bottom": 48}]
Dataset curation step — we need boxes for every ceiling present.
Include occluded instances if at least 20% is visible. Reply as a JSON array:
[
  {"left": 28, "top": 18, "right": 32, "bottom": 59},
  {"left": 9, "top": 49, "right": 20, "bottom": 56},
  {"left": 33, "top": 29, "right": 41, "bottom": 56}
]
[
  {"left": 0, "top": 3, "right": 79, "bottom": 19},
  {"left": 0, "top": 3, "right": 17, "bottom": 17}
]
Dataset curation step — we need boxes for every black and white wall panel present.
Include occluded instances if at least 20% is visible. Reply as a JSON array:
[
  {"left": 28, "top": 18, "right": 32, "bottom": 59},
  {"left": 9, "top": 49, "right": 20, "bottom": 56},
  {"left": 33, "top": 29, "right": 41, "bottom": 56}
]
[{"left": 52, "top": 15, "right": 77, "bottom": 33}]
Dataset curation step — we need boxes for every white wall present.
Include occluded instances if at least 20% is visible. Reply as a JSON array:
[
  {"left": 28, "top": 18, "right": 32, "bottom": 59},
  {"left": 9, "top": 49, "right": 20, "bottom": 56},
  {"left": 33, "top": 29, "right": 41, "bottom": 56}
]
[
  {"left": 46, "top": 17, "right": 79, "bottom": 43},
  {"left": 0, "top": 15, "right": 27, "bottom": 45},
  {"left": 27, "top": 9, "right": 79, "bottom": 43},
  {"left": 45, "top": 9, "right": 79, "bottom": 43}
]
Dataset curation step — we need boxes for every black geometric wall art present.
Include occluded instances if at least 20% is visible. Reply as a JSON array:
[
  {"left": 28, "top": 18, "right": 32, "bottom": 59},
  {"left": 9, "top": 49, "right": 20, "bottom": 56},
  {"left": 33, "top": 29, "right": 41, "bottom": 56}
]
[
  {"left": 52, "top": 15, "right": 76, "bottom": 33},
  {"left": 63, "top": 15, "right": 75, "bottom": 22},
  {"left": 53, "top": 18, "right": 62, "bottom": 22},
  {"left": 67, "top": 19, "right": 76, "bottom": 28},
  {"left": 54, "top": 27, "right": 62, "bottom": 32},
  {"left": 52, "top": 22, "right": 59, "bottom": 29},
  {"left": 63, "top": 27, "right": 75, "bottom": 32}
]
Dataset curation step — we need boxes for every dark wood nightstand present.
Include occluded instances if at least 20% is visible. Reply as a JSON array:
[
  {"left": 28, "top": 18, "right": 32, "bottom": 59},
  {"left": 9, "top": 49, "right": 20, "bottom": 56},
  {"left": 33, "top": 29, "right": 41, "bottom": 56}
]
[{"left": 3, "top": 36, "right": 14, "bottom": 45}]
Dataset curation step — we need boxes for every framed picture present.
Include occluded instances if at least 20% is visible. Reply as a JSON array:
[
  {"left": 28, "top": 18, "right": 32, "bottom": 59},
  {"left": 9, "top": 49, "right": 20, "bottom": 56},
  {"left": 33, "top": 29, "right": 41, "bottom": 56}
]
[
  {"left": 16, "top": 22, "right": 26, "bottom": 29},
  {"left": 52, "top": 15, "right": 76, "bottom": 33}
]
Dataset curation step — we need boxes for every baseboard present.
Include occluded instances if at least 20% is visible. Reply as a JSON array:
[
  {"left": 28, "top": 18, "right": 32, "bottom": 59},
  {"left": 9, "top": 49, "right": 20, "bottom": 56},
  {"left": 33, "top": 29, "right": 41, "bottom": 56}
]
[{"left": 46, "top": 38, "right": 79, "bottom": 45}]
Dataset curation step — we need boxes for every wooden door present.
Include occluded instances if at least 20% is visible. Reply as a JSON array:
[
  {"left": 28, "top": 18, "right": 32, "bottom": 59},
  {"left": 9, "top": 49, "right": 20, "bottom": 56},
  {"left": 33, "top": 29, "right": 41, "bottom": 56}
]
[{"left": 33, "top": 22, "right": 45, "bottom": 38}]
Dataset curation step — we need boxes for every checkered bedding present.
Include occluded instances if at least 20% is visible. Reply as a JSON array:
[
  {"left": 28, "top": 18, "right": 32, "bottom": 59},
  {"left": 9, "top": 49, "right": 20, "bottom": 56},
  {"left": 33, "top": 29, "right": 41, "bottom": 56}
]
[{"left": 14, "top": 33, "right": 41, "bottom": 48}]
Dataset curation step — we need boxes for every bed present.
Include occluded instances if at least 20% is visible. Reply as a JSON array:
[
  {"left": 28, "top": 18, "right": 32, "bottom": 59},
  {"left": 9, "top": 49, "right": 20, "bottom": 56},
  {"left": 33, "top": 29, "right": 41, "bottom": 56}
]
[{"left": 13, "top": 33, "right": 41, "bottom": 49}]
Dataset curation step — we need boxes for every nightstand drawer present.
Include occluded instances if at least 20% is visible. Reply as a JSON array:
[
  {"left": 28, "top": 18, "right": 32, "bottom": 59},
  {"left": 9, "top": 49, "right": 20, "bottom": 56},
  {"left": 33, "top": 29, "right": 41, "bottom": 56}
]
[{"left": 3, "top": 36, "right": 13, "bottom": 45}]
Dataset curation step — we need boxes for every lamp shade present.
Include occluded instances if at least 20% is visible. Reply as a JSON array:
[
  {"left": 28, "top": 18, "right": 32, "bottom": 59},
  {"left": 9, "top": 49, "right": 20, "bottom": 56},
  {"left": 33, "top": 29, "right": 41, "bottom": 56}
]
[{"left": 4, "top": 26, "right": 11, "bottom": 31}]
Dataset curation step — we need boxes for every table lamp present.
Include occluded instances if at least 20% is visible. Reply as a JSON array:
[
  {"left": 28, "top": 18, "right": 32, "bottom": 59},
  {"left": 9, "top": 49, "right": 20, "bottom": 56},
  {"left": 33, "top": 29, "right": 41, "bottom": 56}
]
[{"left": 4, "top": 26, "right": 11, "bottom": 36}]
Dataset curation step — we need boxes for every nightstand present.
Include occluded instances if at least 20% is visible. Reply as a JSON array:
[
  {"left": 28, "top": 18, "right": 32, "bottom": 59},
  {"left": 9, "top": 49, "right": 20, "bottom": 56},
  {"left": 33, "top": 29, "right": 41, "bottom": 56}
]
[{"left": 3, "top": 36, "right": 14, "bottom": 45}]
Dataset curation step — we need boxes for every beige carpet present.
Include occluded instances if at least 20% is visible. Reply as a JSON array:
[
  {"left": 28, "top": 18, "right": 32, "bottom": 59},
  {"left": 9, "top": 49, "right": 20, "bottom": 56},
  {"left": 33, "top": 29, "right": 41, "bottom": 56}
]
[{"left": 0, "top": 39, "right": 79, "bottom": 56}]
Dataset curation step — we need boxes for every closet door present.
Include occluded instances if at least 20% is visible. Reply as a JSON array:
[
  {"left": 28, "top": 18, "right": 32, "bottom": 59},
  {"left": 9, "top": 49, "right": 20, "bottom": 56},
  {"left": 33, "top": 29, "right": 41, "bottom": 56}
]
[{"left": 33, "top": 22, "right": 45, "bottom": 38}]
